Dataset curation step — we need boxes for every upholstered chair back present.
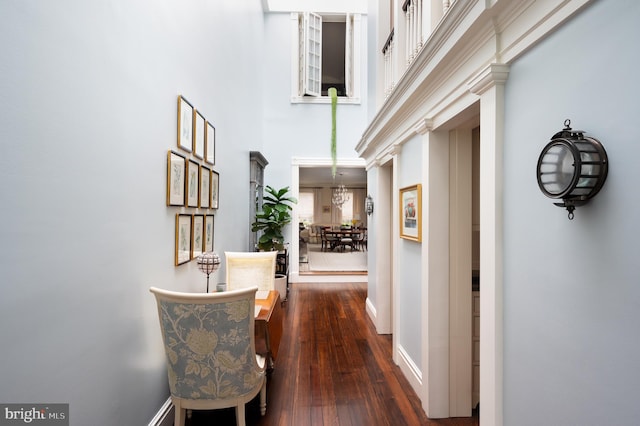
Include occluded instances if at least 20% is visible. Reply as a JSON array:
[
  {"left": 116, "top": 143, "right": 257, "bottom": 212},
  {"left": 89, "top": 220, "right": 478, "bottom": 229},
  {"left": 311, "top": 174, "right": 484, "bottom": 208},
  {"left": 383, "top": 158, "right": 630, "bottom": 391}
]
[
  {"left": 225, "top": 251, "right": 277, "bottom": 291},
  {"left": 150, "top": 286, "right": 266, "bottom": 426}
]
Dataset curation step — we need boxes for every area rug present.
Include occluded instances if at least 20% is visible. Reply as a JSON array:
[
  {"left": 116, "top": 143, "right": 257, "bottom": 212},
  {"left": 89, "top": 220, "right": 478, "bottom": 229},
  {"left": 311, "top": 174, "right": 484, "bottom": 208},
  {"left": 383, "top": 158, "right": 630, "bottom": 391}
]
[{"left": 306, "top": 244, "right": 367, "bottom": 272}]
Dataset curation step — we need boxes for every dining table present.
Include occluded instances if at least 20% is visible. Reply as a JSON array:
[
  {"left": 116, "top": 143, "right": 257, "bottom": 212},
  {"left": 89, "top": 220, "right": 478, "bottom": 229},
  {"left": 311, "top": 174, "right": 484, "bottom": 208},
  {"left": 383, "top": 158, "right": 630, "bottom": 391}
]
[{"left": 323, "top": 229, "right": 363, "bottom": 252}]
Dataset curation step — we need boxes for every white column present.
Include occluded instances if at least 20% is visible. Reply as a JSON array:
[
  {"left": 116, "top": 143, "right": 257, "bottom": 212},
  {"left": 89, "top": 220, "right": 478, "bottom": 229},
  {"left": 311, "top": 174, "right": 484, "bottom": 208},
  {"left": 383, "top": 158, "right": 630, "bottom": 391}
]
[
  {"left": 417, "top": 120, "right": 451, "bottom": 418},
  {"left": 391, "top": 147, "right": 401, "bottom": 365},
  {"left": 468, "top": 63, "right": 509, "bottom": 426},
  {"left": 375, "top": 161, "right": 393, "bottom": 334},
  {"left": 448, "top": 128, "right": 473, "bottom": 417},
  {"left": 290, "top": 163, "right": 300, "bottom": 278}
]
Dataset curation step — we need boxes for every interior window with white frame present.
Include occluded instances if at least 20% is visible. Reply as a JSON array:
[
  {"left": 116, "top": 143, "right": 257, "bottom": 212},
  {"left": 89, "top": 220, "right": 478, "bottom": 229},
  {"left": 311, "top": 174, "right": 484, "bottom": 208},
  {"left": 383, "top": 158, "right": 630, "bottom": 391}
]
[
  {"left": 340, "top": 191, "right": 354, "bottom": 224},
  {"left": 292, "top": 12, "right": 360, "bottom": 103},
  {"left": 298, "top": 190, "right": 315, "bottom": 226}
]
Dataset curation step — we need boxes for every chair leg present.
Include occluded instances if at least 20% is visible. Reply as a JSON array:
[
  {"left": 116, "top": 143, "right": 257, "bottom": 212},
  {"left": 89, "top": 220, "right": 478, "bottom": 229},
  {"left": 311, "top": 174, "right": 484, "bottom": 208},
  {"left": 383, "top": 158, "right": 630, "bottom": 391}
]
[
  {"left": 260, "top": 379, "right": 267, "bottom": 415},
  {"left": 236, "top": 403, "right": 246, "bottom": 426},
  {"left": 173, "top": 401, "right": 186, "bottom": 426}
]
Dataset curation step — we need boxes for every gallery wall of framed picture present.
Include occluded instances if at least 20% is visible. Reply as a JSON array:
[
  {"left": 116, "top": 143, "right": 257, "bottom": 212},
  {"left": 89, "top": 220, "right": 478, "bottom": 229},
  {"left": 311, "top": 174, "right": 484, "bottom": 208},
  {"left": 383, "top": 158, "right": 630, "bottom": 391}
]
[{"left": 168, "top": 94, "right": 220, "bottom": 266}]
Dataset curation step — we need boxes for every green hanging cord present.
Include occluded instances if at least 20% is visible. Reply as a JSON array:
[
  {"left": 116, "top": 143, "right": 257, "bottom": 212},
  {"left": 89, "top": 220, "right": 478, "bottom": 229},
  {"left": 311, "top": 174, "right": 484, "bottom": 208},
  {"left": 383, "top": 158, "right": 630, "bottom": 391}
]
[{"left": 329, "top": 87, "right": 337, "bottom": 178}]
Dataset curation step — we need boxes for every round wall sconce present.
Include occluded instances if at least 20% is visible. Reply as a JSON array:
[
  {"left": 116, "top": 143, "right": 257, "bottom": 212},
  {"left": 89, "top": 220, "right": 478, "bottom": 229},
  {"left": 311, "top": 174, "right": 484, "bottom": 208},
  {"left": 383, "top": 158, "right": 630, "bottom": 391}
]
[
  {"left": 365, "top": 194, "right": 374, "bottom": 216},
  {"left": 536, "top": 119, "right": 608, "bottom": 220}
]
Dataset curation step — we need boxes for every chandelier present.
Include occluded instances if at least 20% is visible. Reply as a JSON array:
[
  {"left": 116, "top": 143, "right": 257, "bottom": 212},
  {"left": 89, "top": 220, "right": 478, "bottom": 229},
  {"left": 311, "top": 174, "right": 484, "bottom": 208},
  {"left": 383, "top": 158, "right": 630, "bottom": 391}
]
[{"left": 332, "top": 184, "right": 350, "bottom": 209}]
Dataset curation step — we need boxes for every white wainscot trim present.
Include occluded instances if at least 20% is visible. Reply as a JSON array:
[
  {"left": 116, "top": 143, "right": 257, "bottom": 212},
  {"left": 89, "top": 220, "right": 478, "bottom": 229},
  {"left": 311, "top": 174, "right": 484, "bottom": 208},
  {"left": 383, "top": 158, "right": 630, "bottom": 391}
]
[
  {"left": 397, "top": 343, "right": 423, "bottom": 398},
  {"left": 148, "top": 398, "right": 173, "bottom": 426}
]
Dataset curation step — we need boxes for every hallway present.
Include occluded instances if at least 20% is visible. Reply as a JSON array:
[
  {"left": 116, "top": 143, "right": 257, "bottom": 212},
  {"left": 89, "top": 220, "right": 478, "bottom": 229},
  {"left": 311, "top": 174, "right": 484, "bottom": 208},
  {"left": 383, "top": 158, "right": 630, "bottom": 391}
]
[{"left": 187, "top": 282, "right": 479, "bottom": 425}]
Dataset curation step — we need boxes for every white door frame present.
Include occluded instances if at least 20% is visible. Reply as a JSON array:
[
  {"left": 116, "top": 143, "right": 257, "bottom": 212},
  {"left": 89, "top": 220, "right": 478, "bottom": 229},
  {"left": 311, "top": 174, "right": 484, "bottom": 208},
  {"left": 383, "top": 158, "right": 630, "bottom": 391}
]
[{"left": 289, "top": 157, "right": 367, "bottom": 282}]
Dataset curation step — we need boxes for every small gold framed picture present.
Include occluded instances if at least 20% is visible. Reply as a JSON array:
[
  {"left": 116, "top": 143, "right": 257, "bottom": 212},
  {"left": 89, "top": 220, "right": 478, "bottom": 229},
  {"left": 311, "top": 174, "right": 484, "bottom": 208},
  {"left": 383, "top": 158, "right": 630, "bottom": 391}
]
[
  {"left": 167, "top": 150, "right": 186, "bottom": 206},
  {"left": 177, "top": 95, "right": 193, "bottom": 153},
  {"left": 175, "top": 214, "right": 192, "bottom": 265},
  {"left": 399, "top": 184, "right": 422, "bottom": 242}
]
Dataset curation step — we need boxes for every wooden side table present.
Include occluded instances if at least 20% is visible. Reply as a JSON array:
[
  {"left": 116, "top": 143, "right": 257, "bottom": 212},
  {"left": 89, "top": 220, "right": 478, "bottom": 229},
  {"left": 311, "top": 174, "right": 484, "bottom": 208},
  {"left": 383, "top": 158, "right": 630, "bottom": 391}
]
[{"left": 255, "top": 290, "right": 283, "bottom": 370}]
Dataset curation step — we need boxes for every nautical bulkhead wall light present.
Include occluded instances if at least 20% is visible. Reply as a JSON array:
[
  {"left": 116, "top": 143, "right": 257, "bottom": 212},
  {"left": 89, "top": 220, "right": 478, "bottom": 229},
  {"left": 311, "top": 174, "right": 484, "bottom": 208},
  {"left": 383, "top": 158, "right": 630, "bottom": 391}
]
[
  {"left": 365, "top": 194, "right": 374, "bottom": 216},
  {"left": 536, "top": 119, "right": 608, "bottom": 220}
]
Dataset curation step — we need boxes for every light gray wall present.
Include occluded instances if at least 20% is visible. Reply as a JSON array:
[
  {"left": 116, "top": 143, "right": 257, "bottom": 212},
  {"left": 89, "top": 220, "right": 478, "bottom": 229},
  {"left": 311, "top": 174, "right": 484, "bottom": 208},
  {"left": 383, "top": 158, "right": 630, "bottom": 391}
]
[
  {"left": 397, "top": 135, "right": 423, "bottom": 368},
  {"left": 0, "top": 1, "right": 265, "bottom": 424},
  {"left": 261, "top": 12, "right": 369, "bottom": 189},
  {"left": 502, "top": 0, "right": 640, "bottom": 424}
]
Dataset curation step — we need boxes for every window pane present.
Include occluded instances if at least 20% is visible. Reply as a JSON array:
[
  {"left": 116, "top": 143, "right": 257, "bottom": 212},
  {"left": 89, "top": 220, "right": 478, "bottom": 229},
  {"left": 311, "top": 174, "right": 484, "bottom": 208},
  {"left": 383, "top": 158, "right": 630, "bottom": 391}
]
[
  {"left": 322, "top": 21, "right": 346, "bottom": 96},
  {"left": 299, "top": 191, "right": 315, "bottom": 225},
  {"left": 341, "top": 191, "right": 354, "bottom": 224},
  {"left": 304, "top": 12, "right": 322, "bottom": 96},
  {"left": 294, "top": 12, "right": 358, "bottom": 101}
]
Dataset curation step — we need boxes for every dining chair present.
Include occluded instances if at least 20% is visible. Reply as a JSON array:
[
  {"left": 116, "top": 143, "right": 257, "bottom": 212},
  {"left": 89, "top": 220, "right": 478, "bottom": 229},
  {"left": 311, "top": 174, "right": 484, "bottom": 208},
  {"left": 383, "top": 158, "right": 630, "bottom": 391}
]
[
  {"left": 149, "top": 286, "right": 267, "bottom": 426},
  {"left": 351, "top": 230, "right": 363, "bottom": 251},
  {"left": 320, "top": 228, "right": 329, "bottom": 251},
  {"left": 225, "top": 251, "right": 277, "bottom": 291},
  {"left": 339, "top": 234, "right": 354, "bottom": 252},
  {"left": 322, "top": 228, "right": 340, "bottom": 252}
]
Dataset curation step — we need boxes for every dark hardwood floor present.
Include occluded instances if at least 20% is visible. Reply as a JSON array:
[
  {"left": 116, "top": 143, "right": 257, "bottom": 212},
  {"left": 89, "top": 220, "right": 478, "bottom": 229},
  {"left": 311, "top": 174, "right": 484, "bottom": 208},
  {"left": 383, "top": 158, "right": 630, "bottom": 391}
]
[{"left": 187, "top": 282, "right": 479, "bottom": 426}]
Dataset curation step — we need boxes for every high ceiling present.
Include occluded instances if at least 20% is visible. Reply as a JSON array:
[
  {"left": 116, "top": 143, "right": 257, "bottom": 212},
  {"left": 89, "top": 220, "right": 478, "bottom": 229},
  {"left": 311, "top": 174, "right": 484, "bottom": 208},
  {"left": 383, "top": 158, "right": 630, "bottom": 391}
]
[{"left": 299, "top": 166, "right": 366, "bottom": 187}]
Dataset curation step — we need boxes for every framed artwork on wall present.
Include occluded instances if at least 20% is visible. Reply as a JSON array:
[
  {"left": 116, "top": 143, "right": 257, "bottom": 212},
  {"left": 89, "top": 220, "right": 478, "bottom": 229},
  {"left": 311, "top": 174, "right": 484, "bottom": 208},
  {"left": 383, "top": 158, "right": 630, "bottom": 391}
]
[
  {"left": 175, "top": 214, "right": 192, "bottom": 265},
  {"left": 399, "top": 184, "right": 422, "bottom": 242},
  {"left": 177, "top": 95, "right": 193, "bottom": 153},
  {"left": 205, "top": 121, "right": 215, "bottom": 165},
  {"left": 167, "top": 150, "right": 186, "bottom": 206},
  {"left": 192, "top": 214, "right": 205, "bottom": 258},
  {"left": 200, "top": 166, "right": 211, "bottom": 208},
  {"left": 193, "top": 109, "right": 205, "bottom": 159},
  {"left": 186, "top": 159, "right": 199, "bottom": 208},
  {"left": 204, "top": 214, "right": 214, "bottom": 252},
  {"left": 211, "top": 170, "right": 219, "bottom": 209}
]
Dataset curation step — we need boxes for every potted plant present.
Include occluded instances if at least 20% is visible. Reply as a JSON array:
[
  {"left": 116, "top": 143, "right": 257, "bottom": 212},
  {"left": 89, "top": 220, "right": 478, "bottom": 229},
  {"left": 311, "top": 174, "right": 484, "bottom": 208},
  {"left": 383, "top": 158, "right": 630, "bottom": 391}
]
[{"left": 251, "top": 185, "right": 297, "bottom": 252}]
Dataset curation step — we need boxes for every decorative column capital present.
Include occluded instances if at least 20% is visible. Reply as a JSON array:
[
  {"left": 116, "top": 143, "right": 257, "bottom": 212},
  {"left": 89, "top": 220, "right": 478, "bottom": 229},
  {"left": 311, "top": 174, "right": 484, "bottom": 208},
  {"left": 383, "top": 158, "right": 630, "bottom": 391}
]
[
  {"left": 468, "top": 64, "right": 510, "bottom": 95},
  {"left": 413, "top": 118, "right": 434, "bottom": 135}
]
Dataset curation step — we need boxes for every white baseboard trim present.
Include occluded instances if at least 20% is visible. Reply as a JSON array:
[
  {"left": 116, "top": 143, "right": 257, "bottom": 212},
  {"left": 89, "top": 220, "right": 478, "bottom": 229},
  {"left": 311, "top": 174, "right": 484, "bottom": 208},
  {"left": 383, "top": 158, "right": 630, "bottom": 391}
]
[
  {"left": 148, "top": 397, "right": 173, "bottom": 426},
  {"left": 365, "top": 296, "right": 377, "bottom": 323},
  {"left": 396, "top": 344, "right": 423, "bottom": 400},
  {"left": 291, "top": 273, "right": 368, "bottom": 283}
]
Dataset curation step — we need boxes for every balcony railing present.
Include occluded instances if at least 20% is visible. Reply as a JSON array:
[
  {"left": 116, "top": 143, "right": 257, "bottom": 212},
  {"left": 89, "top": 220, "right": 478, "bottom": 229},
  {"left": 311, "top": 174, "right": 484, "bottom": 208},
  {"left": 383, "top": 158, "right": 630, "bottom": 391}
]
[
  {"left": 382, "top": 29, "right": 395, "bottom": 100},
  {"left": 403, "top": 0, "right": 423, "bottom": 65},
  {"left": 382, "top": 0, "right": 456, "bottom": 98}
]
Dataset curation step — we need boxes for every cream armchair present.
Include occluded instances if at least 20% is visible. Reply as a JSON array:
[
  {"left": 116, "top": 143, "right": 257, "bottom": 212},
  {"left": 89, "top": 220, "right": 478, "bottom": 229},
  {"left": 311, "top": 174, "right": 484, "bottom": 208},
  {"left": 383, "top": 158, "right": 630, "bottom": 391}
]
[
  {"left": 225, "top": 251, "right": 277, "bottom": 291},
  {"left": 149, "top": 286, "right": 267, "bottom": 426}
]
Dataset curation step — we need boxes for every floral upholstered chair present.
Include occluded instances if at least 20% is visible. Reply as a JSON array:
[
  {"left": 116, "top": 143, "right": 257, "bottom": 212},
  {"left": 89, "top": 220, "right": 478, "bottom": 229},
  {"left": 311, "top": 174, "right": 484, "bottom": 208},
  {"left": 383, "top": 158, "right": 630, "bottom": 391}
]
[
  {"left": 149, "top": 286, "right": 266, "bottom": 426},
  {"left": 225, "top": 251, "right": 276, "bottom": 291}
]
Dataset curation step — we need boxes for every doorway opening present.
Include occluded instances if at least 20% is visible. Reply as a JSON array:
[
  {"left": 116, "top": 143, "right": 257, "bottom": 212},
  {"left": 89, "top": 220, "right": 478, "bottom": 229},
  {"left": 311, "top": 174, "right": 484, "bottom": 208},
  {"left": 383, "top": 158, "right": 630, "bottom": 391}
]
[{"left": 290, "top": 159, "right": 367, "bottom": 280}]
